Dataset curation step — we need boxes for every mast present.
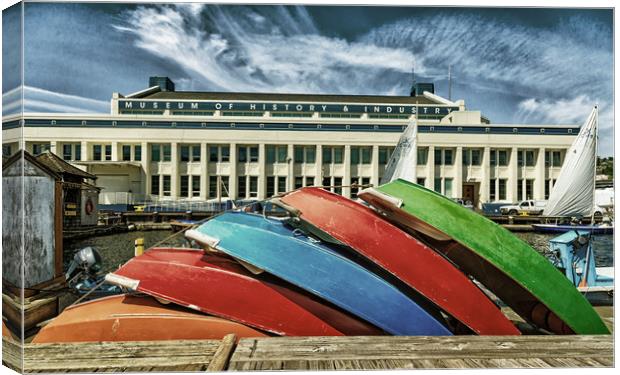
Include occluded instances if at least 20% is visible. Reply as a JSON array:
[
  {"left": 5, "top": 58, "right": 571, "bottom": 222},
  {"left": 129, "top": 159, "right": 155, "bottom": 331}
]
[
  {"left": 591, "top": 105, "right": 598, "bottom": 220},
  {"left": 448, "top": 65, "right": 452, "bottom": 101}
]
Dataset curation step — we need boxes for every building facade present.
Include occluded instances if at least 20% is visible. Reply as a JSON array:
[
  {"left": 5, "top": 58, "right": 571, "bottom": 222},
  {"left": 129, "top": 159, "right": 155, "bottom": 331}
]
[{"left": 2, "top": 77, "right": 576, "bottom": 208}]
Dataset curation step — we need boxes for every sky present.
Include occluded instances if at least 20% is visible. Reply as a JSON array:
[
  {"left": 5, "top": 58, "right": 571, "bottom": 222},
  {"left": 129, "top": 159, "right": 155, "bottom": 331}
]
[{"left": 1, "top": 2, "right": 614, "bottom": 155}]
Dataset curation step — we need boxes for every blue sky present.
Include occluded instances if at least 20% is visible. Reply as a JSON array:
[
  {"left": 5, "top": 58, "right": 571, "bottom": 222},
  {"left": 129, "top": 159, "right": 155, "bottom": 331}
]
[{"left": 1, "top": 2, "right": 614, "bottom": 155}]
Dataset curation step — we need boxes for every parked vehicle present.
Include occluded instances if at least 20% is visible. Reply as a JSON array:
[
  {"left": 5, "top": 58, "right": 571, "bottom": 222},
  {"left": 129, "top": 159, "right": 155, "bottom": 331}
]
[{"left": 500, "top": 200, "right": 547, "bottom": 216}]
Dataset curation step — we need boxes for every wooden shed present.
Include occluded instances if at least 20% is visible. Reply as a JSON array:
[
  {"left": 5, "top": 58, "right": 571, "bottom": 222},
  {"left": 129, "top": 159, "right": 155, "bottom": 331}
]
[
  {"left": 35, "top": 151, "right": 100, "bottom": 227},
  {"left": 2, "top": 150, "right": 64, "bottom": 290}
]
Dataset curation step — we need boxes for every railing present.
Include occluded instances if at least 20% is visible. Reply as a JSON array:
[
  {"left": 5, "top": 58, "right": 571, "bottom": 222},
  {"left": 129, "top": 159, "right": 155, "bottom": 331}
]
[{"left": 97, "top": 191, "right": 258, "bottom": 213}]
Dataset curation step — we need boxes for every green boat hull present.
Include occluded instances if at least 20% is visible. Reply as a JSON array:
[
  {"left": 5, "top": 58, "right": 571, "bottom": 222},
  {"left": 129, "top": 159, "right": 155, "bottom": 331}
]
[{"left": 359, "top": 179, "right": 609, "bottom": 335}]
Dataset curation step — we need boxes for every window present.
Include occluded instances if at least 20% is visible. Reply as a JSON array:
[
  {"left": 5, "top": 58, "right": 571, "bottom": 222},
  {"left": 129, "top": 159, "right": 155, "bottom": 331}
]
[
  {"left": 294, "top": 146, "right": 316, "bottom": 163},
  {"left": 378, "top": 147, "right": 393, "bottom": 165},
  {"left": 160, "top": 144, "right": 170, "bottom": 161},
  {"left": 322, "top": 177, "right": 331, "bottom": 188},
  {"left": 278, "top": 177, "right": 287, "bottom": 194},
  {"left": 32, "top": 143, "right": 50, "bottom": 155},
  {"left": 351, "top": 147, "right": 360, "bottom": 164},
  {"left": 351, "top": 177, "right": 370, "bottom": 199},
  {"left": 151, "top": 144, "right": 161, "bottom": 162},
  {"left": 526, "top": 179, "right": 534, "bottom": 200},
  {"left": 192, "top": 176, "right": 200, "bottom": 197},
  {"left": 490, "top": 150, "right": 497, "bottom": 167},
  {"left": 63, "top": 144, "right": 73, "bottom": 160},
  {"left": 545, "top": 151, "right": 562, "bottom": 167},
  {"left": 222, "top": 111, "right": 261, "bottom": 117},
  {"left": 498, "top": 150, "right": 508, "bottom": 166},
  {"left": 238, "top": 147, "right": 247, "bottom": 163},
  {"left": 249, "top": 146, "right": 259, "bottom": 162},
  {"left": 249, "top": 176, "right": 258, "bottom": 198},
  {"left": 498, "top": 179, "right": 507, "bottom": 200},
  {"left": 271, "top": 112, "right": 312, "bottom": 118},
  {"left": 180, "top": 175, "right": 189, "bottom": 197},
  {"left": 417, "top": 148, "right": 428, "bottom": 165},
  {"left": 162, "top": 175, "right": 171, "bottom": 196},
  {"left": 192, "top": 146, "right": 201, "bottom": 162},
  {"left": 209, "top": 145, "right": 230, "bottom": 162},
  {"left": 294, "top": 177, "right": 303, "bottom": 189},
  {"left": 518, "top": 179, "right": 523, "bottom": 200},
  {"left": 416, "top": 178, "right": 426, "bottom": 186},
  {"left": 238, "top": 176, "right": 247, "bottom": 198},
  {"left": 525, "top": 150, "right": 535, "bottom": 166},
  {"left": 333, "top": 177, "right": 342, "bottom": 195},
  {"left": 134, "top": 145, "right": 142, "bottom": 161},
  {"left": 105, "top": 145, "right": 112, "bottom": 161},
  {"left": 75, "top": 145, "right": 81, "bottom": 161},
  {"left": 209, "top": 176, "right": 218, "bottom": 198},
  {"left": 2, "top": 144, "right": 12, "bottom": 157},
  {"left": 122, "top": 145, "right": 131, "bottom": 161},
  {"left": 151, "top": 175, "right": 160, "bottom": 195},
  {"left": 323, "top": 147, "right": 332, "bottom": 164},
  {"left": 267, "top": 145, "right": 287, "bottom": 163},
  {"left": 209, "top": 146, "right": 219, "bottom": 162},
  {"left": 93, "top": 145, "right": 102, "bottom": 161},
  {"left": 518, "top": 151, "right": 523, "bottom": 167},
  {"left": 489, "top": 179, "right": 496, "bottom": 201},
  {"left": 361, "top": 147, "right": 371, "bottom": 164},
  {"left": 322, "top": 146, "right": 345, "bottom": 164},
  {"left": 434, "top": 149, "right": 442, "bottom": 165},
  {"left": 267, "top": 176, "right": 275, "bottom": 197},
  {"left": 471, "top": 149, "right": 481, "bottom": 165},
  {"left": 305, "top": 176, "right": 315, "bottom": 186},
  {"left": 463, "top": 149, "right": 470, "bottom": 165},
  {"left": 434, "top": 178, "right": 442, "bottom": 192},
  {"left": 444, "top": 149, "right": 453, "bottom": 165},
  {"left": 444, "top": 178, "right": 453, "bottom": 197},
  {"left": 181, "top": 145, "right": 190, "bottom": 162}
]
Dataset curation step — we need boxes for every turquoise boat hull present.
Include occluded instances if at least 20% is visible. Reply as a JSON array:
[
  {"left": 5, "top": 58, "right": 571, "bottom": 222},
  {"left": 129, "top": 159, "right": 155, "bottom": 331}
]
[{"left": 187, "top": 211, "right": 452, "bottom": 336}]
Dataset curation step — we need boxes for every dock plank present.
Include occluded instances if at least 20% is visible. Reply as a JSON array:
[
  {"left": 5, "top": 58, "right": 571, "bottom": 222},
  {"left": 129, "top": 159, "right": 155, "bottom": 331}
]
[{"left": 228, "top": 335, "right": 613, "bottom": 370}]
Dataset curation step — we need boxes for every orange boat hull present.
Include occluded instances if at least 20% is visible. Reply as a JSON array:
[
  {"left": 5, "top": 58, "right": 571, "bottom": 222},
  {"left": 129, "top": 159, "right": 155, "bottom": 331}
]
[{"left": 32, "top": 294, "right": 267, "bottom": 343}]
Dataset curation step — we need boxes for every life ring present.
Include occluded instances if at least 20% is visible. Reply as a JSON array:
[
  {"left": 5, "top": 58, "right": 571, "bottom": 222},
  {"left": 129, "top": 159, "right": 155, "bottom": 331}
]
[{"left": 85, "top": 198, "right": 94, "bottom": 215}]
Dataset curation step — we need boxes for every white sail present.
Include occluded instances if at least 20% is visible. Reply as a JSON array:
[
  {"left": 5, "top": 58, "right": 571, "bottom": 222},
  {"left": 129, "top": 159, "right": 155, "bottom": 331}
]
[
  {"left": 381, "top": 118, "right": 418, "bottom": 184},
  {"left": 543, "top": 107, "right": 598, "bottom": 217}
]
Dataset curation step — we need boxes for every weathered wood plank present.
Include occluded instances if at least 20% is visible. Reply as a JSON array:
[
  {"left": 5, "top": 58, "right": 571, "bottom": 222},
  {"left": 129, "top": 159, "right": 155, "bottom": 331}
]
[
  {"left": 228, "top": 335, "right": 613, "bottom": 370},
  {"left": 206, "top": 333, "right": 237, "bottom": 372}
]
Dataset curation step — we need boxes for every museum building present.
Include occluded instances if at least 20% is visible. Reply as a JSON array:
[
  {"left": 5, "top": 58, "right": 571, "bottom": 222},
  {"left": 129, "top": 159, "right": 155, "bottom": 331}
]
[{"left": 2, "top": 77, "right": 576, "bottom": 208}]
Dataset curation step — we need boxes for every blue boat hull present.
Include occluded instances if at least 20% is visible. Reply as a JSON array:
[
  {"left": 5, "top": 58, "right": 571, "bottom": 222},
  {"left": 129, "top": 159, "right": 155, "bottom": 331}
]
[
  {"left": 188, "top": 211, "right": 452, "bottom": 336},
  {"left": 532, "top": 224, "right": 613, "bottom": 235}
]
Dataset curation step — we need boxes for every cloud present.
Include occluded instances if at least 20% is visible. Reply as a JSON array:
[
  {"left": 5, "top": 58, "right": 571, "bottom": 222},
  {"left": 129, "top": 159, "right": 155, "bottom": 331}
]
[
  {"left": 2, "top": 86, "right": 109, "bottom": 115},
  {"left": 112, "top": 4, "right": 419, "bottom": 95}
]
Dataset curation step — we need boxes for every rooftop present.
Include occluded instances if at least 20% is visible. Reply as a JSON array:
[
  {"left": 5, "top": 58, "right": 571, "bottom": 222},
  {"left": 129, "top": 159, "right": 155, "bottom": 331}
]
[{"left": 35, "top": 151, "right": 97, "bottom": 180}]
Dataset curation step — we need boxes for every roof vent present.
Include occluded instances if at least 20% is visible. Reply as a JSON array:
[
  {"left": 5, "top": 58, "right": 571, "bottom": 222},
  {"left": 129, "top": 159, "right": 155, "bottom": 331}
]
[
  {"left": 148, "top": 76, "right": 175, "bottom": 92},
  {"left": 410, "top": 83, "right": 435, "bottom": 96}
]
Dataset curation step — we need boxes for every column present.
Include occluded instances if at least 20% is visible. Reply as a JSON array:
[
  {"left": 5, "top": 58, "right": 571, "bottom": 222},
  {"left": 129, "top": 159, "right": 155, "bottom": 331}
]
[
  {"left": 343, "top": 145, "right": 351, "bottom": 198},
  {"left": 170, "top": 142, "right": 179, "bottom": 198},
  {"left": 426, "top": 146, "right": 435, "bottom": 190},
  {"left": 454, "top": 146, "right": 463, "bottom": 199},
  {"left": 371, "top": 145, "right": 380, "bottom": 187},
  {"left": 258, "top": 143, "right": 266, "bottom": 199},
  {"left": 480, "top": 147, "right": 491, "bottom": 204},
  {"left": 315, "top": 144, "right": 323, "bottom": 186},
  {"left": 229, "top": 143, "right": 237, "bottom": 199},
  {"left": 140, "top": 141, "right": 150, "bottom": 196},
  {"left": 287, "top": 144, "right": 294, "bottom": 192},
  {"left": 199, "top": 143, "right": 208, "bottom": 200},
  {"left": 111, "top": 141, "right": 119, "bottom": 162},
  {"left": 508, "top": 147, "right": 519, "bottom": 202},
  {"left": 535, "top": 147, "right": 546, "bottom": 200},
  {"left": 81, "top": 141, "right": 88, "bottom": 161},
  {"left": 49, "top": 141, "right": 57, "bottom": 155}
]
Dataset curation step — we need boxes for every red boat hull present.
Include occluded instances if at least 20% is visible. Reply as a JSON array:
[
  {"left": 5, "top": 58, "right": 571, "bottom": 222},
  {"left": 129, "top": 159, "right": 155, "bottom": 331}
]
[
  {"left": 109, "top": 248, "right": 383, "bottom": 336},
  {"left": 33, "top": 294, "right": 267, "bottom": 343},
  {"left": 279, "top": 188, "right": 520, "bottom": 335}
]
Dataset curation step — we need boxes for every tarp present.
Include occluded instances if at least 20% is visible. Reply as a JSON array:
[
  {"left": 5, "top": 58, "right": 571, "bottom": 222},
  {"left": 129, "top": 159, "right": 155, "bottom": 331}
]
[
  {"left": 381, "top": 119, "right": 418, "bottom": 184},
  {"left": 543, "top": 107, "right": 597, "bottom": 217}
]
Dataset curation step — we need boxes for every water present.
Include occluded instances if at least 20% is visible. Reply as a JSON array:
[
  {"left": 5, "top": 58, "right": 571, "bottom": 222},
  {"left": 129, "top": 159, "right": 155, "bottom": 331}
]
[
  {"left": 65, "top": 230, "right": 614, "bottom": 273},
  {"left": 63, "top": 230, "right": 190, "bottom": 273},
  {"left": 516, "top": 232, "right": 614, "bottom": 267}
]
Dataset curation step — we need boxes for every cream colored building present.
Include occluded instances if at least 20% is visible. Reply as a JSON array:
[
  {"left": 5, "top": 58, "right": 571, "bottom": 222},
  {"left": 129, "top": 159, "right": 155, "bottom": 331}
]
[{"left": 2, "top": 77, "right": 576, "bottom": 208}]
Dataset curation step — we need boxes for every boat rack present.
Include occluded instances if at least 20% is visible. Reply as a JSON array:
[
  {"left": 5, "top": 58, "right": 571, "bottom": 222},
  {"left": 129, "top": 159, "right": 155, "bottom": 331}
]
[{"left": 3, "top": 334, "right": 613, "bottom": 372}]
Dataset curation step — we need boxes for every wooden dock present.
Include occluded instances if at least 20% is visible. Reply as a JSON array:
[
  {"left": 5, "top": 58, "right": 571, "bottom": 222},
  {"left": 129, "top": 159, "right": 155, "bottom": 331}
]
[{"left": 3, "top": 334, "right": 613, "bottom": 372}]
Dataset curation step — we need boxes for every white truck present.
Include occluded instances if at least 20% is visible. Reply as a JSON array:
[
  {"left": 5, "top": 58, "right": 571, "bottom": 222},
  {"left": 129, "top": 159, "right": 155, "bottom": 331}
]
[{"left": 500, "top": 200, "right": 547, "bottom": 216}]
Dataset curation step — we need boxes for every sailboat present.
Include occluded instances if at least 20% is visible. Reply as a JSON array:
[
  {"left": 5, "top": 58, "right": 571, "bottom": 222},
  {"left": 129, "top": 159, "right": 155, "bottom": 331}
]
[{"left": 532, "top": 106, "right": 613, "bottom": 234}]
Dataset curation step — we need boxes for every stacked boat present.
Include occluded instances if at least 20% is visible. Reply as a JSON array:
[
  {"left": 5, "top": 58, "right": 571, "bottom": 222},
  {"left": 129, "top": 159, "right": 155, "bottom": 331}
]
[{"left": 34, "top": 182, "right": 609, "bottom": 343}]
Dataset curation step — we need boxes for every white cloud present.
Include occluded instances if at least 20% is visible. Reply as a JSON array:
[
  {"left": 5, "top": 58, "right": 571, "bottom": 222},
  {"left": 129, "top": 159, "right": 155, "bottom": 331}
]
[{"left": 2, "top": 86, "right": 109, "bottom": 114}]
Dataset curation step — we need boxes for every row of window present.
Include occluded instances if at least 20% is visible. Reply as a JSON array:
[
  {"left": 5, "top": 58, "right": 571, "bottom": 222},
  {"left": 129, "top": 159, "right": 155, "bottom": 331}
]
[{"left": 24, "top": 143, "right": 566, "bottom": 169}]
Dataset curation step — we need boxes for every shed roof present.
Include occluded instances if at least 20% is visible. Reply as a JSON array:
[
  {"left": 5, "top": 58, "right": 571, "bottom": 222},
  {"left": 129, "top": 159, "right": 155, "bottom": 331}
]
[
  {"left": 35, "top": 151, "right": 97, "bottom": 180},
  {"left": 2, "top": 150, "right": 61, "bottom": 179}
]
